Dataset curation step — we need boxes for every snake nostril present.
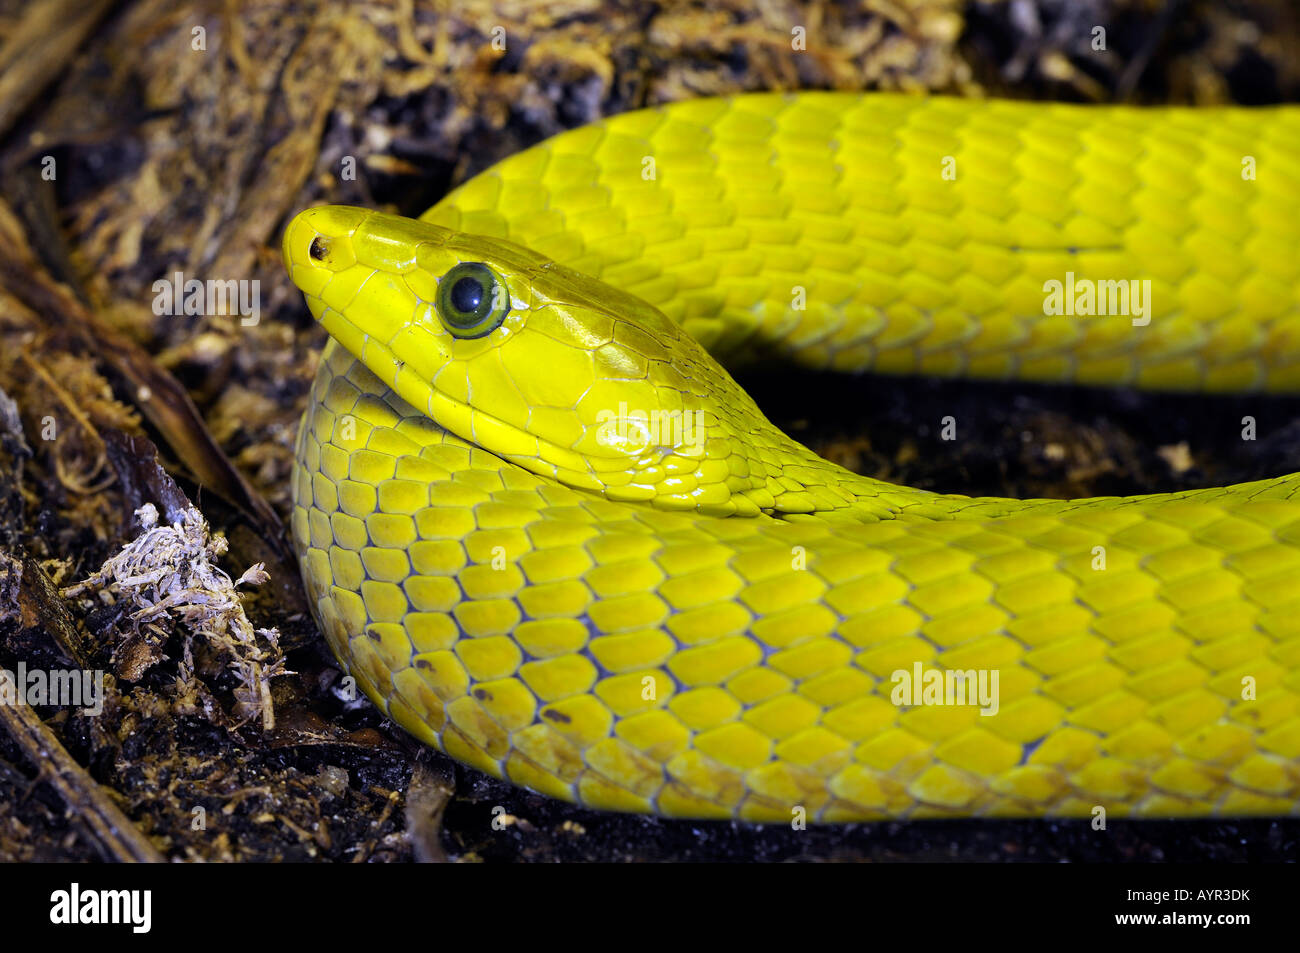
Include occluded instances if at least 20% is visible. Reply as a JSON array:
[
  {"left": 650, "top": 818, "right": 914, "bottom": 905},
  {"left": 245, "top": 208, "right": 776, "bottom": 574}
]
[{"left": 309, "top": 236, "right": 328, "bottom": 261}]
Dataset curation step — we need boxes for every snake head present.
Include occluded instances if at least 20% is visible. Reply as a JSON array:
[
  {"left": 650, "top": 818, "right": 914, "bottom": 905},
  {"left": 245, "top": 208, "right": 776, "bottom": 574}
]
[{"left": 284, "top": 205, "right": 846, "bottom": 517}]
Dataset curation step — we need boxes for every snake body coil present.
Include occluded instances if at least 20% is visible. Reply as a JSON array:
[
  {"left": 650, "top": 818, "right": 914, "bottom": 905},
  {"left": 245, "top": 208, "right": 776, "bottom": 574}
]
[{"left": 284, "top": 93, "right": 1300, "bottom": 820}]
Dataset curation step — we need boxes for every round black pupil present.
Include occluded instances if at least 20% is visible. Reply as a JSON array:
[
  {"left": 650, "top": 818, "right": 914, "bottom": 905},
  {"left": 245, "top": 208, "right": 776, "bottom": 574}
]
[{"left": 450, "top": 276, "right": 484, "bottom": 315}]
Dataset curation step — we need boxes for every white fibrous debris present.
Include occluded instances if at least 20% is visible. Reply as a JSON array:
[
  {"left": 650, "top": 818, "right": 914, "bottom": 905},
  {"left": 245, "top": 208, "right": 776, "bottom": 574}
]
[{"left": 63, "top": 503, "right": 286, "bottom": 729}]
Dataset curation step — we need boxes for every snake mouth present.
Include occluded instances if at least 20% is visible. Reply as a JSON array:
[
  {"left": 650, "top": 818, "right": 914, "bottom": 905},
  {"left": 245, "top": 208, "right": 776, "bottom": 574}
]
[
  {"left": 311, "top": 295, "right": 643, "bottom": 493},
  {"left": 283, "top": 206, "right": 702, "bottom": 473},
  {"left": 280, "top": 222, "right": 621, "bottom": 487},
  {"left": 282, "top": 206, "right": 745, "bottom": 506}
]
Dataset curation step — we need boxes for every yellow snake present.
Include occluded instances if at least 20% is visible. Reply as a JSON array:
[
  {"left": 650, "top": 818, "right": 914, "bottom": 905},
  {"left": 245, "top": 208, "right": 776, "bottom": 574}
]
[{"left": 282, "top": 92, "right": 1300, "bottom": 821}]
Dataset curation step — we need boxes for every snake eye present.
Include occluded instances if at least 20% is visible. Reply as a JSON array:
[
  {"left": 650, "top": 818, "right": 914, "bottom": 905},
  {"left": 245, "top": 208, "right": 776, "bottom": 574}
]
[{"left": 435, "top": 262, "right": 509, "bottom": 338}]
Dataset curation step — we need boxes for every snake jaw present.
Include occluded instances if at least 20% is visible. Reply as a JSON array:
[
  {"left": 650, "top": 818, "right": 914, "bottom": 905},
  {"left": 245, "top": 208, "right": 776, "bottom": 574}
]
[{"left": 283, "top": 206, "right": 898, "bottom": 520}]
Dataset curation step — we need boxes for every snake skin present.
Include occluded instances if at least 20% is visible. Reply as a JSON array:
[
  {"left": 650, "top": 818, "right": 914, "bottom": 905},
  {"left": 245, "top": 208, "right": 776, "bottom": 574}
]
[{"left": 283, "top": 93, "right": 1300, "bottom": 820}]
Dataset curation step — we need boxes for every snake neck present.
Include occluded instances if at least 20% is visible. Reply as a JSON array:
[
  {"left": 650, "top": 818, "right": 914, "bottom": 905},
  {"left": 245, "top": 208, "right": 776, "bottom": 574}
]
[{"left": 565, "top": 304, "right": 950, "bottom": 523}]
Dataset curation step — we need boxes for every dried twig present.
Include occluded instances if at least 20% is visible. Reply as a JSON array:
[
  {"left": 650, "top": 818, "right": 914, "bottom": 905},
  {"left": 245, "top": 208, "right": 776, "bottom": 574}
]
[
  {"left": 404, "top": 754, "right": 455, "bottom": 863},
  {"left": 0, "top": 675, "right": 165, "bottom": 862},
  {"left": 0, "top": 0, "right": 119, "bottom": 140}
]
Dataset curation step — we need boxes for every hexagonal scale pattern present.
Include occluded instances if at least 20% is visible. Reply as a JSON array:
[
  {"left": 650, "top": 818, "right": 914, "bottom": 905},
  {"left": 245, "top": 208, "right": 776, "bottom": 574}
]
[{"left": 293, "top": 340, "right": 1300, "bottom": 821}]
